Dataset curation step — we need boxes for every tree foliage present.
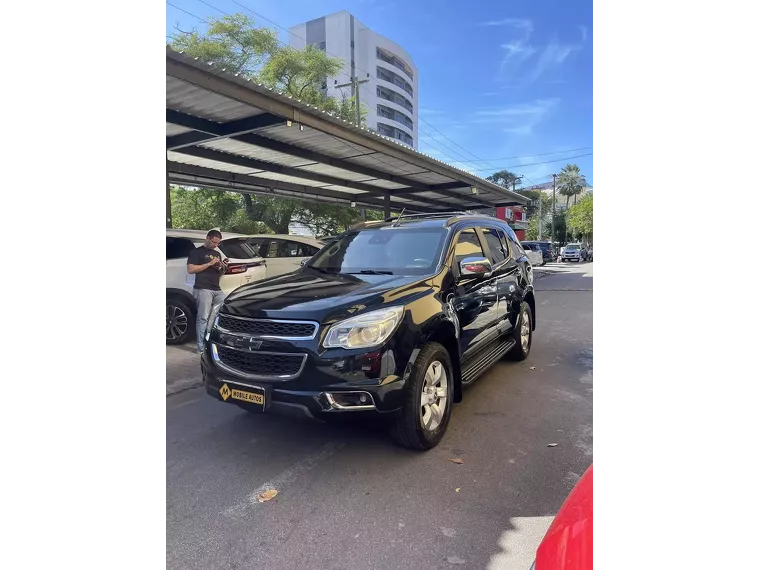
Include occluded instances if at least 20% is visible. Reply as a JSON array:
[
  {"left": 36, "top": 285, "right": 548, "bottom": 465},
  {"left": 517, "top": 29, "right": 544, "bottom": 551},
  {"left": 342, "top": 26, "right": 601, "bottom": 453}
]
[
  {"left": 566, "top": 194, "right": 593, "bottom": 237},
  {"left": 557, "top": 164, "right": 587, "bottom": 208},
  {"left": 486, "top": 170, "right": 522, "bottom": 191},
  {"left": 169, "top": 14, "right": 279, "bottom": 78},
  {"left": 171, "top": 187, "right": 270, "bottom": 234},
  {"left": 168, "top": 13, "right": 372, "bottom": 234}
]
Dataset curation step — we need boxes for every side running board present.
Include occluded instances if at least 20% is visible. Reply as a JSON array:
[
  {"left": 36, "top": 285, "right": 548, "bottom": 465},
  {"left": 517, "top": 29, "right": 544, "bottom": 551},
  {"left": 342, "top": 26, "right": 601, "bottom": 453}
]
[{"left": 461, "top": 338, "right": 516, "bottom": 386}]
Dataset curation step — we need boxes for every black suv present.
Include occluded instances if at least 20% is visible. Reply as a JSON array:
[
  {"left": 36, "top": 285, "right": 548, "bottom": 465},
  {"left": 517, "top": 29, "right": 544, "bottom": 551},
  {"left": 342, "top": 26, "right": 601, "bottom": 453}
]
[{"left": 201, "top": 213, "right": 536, "bottom": 450}]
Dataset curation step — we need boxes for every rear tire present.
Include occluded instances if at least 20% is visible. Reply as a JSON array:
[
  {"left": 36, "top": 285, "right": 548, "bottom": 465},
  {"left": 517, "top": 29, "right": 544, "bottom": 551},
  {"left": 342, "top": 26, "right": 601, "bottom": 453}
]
[
  {"left": 507, "top": 302, "right": 533, "bottom": 361},
  {"left": 390, "top": 342, "right": 454, "bottom": 451},
  {"left": 167, "top": 297, "right": 194, "bottom": 345}
]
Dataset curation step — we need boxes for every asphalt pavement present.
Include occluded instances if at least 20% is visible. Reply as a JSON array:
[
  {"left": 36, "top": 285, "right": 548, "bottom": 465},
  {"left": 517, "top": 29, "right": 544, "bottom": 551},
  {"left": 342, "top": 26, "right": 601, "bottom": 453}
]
[{"left": 166, "top": 262, "right": 593, "bottom": 569}]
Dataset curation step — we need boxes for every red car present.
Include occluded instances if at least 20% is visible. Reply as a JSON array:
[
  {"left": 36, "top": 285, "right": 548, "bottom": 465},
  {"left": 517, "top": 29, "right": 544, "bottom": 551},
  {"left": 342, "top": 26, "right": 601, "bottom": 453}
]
[{"left": 532, "top": 464, "right": 593, "bottom": 570}]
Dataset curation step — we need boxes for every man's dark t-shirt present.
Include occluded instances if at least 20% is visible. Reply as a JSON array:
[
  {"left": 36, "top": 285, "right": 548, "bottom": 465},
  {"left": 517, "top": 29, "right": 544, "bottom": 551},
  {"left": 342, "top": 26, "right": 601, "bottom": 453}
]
[{"left": 187, "top": 247, "right": 223, "bottom": 291}]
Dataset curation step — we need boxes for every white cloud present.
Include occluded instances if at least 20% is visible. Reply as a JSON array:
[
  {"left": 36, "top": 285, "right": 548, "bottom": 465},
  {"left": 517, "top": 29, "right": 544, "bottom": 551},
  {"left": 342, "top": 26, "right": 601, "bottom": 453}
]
[
  {"left": 479, "top": 18, "right": 534, "bottom": 36},
  {"left": 579, "top": 25, "right": 588, "bottom": 42},
  {"left": 474, "top": 98, "right": 560, "bottom": 119},
  {"left": 528, "top": 39, "right": 581, "bottom": 82}
]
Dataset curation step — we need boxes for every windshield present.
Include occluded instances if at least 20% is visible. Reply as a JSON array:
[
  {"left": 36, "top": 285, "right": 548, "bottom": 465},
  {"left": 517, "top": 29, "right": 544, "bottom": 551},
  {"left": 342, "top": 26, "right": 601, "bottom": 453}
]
[
  {"left": 307, "top": 226, "right": 449, "bottom": 275},
  {"left": 565, "top": 244, "right": 580, "bottom": 250}
]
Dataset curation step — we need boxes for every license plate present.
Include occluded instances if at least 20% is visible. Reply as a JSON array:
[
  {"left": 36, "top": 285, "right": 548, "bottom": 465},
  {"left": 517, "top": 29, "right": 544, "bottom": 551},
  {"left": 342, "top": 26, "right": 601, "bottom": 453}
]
[{"left": 219, "top": 383, "right": 265, "bottom": 407}]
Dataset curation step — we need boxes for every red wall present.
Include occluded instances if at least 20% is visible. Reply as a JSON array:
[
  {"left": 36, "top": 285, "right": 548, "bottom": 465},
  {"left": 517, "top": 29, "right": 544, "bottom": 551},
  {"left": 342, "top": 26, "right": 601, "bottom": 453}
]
[{"left": 495, "top": 206, "right": 526, "bottom": 241}]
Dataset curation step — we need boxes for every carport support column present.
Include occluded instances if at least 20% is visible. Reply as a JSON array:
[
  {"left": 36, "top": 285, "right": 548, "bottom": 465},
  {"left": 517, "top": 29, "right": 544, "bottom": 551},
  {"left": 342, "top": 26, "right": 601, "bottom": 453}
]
[
  {"left": 166, "top": 155, "right": 172, "bottom": 228},
  {"left": 384, "top": 193, "right": 391, "bottom": 219}
]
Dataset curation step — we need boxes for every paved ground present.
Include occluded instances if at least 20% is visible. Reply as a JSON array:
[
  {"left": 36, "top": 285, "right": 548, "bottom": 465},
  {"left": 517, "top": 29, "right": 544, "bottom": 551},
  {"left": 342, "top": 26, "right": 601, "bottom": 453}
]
[{"left": 166, "top": 263, "right": 593, "bottom": 569}]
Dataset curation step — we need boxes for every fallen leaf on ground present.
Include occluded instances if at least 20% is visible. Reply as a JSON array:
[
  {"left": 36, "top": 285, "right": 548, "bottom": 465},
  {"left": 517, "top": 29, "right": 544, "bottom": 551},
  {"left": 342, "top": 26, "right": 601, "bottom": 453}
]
[
  {"left": 257, "top": 489, "right": 278, "bottom": 502},
  {"left": 447, "top": 458, "right": 464, "bottom": 464},
  {"left": 455, "top": 488, "right": 460, "bottom": 493},
  {"left": 529, "top": 366, "right": 536, "bottom": 370},
  {"left": 447, "top": 556, "right": 466, "bottom": 564},
  {"left": 547, "top": 443, "right": 558, "bottom": 447}
]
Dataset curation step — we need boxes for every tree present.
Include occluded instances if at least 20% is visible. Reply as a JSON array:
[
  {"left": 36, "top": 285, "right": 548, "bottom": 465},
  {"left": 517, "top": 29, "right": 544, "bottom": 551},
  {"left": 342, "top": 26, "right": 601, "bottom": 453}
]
[
  {"left": 171, "top": 187, "right": 270, "bottom": 234},
  {"left": 294, "top": 204, "right": 384, "bottom": 237},
  {"left": 557, "top": 164, "right": 587, "bottom": 208},
  {"left": 169, "top": 13, "right": 370, "bottom": 233},
  {"left": 525, "top": 216, "right": 540, "bottom": 240},
  {"left": 550, "top": 211, "right": 567, "bottom": 246},
  {"left": 566, "top": 194, "right": 593, "bottom": 242},
  {"left": 169, "top": 14, "right": 279, "bottom": 78},
  {"left": 486, "top": 170, "right": 522, "bottom": 191}
]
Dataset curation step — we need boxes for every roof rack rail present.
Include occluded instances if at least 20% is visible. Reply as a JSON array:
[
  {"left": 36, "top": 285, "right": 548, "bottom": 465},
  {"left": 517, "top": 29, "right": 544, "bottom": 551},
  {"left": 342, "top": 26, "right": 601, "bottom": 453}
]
[{"left": 383, "top": 211, "right": 469, "bottom": 222}]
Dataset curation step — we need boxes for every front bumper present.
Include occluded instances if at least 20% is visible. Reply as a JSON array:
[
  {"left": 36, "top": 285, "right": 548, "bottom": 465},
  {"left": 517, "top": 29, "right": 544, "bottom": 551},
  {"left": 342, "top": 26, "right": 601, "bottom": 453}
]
[{"left": 200, "top": 345, "right": 408, "bottom": 420}]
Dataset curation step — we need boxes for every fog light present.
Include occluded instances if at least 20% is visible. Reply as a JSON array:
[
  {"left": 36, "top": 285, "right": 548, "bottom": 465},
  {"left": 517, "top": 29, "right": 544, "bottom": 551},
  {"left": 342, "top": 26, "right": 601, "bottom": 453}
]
[{"left": 359, "top": 394, "right": 368, "bottom": 404}]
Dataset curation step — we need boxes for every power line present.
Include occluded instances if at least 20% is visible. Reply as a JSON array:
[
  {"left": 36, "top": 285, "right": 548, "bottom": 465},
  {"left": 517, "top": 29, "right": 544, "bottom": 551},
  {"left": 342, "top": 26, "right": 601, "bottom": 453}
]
[
  {"left": 463, "top": 153, "right": 593, "bottom": 172},
  {"left": 443, "top": 146, "right": 593, "bottom": 164}
]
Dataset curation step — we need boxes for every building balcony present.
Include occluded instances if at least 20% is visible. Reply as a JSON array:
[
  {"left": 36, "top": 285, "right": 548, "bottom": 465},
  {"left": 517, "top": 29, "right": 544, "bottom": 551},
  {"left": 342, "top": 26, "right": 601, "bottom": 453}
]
[
  {"left": 376, "top": 66, "right": 414, "bottom": 97},
  {"left": 376, "top": 87, "right": 413, "bottom": 114},
  {"left": 376, "top": 47, "right": 414, "bottom": 82}
]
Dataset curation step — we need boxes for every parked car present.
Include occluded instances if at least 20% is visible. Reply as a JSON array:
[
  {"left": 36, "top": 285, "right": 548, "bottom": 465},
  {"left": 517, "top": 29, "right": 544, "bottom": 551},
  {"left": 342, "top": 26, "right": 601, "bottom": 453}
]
[
  {"left": 587, "top": 246, "right": 593, "bottom": 261},
  {"left": 530, "top": 464, "right": 593, "bottom": 570},
  {"left": 521, "top": 241, "right": 554, "bottom": 265},
  {"left": 166, "top": 230, "right": 266, "bottom": 345},
  {"left": 521, "top": 244, "right": 544, "bottom": 267},
  {"left": 561, "top": 243, "right": 583, "bottom": 262},
  {"left": 243, "top": 234, "right": 325, "bottom": 277},
  {"left": 201, "top": 213, "right": 537, "bottom": 450}
]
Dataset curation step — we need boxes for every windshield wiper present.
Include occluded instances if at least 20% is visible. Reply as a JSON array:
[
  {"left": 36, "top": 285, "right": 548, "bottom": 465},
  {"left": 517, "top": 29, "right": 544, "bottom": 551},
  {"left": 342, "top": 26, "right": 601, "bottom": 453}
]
[{"left": 346, "top": 270, "right": 394, "bottom": 275}]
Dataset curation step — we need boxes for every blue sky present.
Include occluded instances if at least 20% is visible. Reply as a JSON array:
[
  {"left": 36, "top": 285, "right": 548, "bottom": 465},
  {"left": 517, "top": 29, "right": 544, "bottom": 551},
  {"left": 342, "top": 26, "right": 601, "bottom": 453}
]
[{"left": 166, "top": 0, "right": 593, "bottom": 187}]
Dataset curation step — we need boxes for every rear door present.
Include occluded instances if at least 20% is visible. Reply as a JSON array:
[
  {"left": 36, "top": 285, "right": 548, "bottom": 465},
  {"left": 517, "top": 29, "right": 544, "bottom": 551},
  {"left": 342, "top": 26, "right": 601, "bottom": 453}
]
[{"left": 480, "top": 226, "right": 520, "bottom": 337}]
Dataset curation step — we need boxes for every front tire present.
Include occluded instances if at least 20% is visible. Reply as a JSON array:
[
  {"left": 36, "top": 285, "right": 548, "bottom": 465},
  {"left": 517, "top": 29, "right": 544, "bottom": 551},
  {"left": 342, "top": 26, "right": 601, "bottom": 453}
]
[
  {"left": 507, "top": 301, "right": 533, "bottom": 361},
  {"left": 390, "top": 342, "right": 454, "bottom": 451},
  {"left": 167, "top": 297, "right": 194, "bottom": 345}
]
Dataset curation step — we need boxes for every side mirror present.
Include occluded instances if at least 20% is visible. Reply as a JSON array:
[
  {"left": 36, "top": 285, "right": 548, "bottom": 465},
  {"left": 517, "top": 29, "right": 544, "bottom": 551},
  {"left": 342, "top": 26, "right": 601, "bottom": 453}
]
[
  {"left": 300, "top": 258, "right": 310, "bottom": 266},
  {"left": 458, "top": 256, "right": 492, "bottom": 279}
]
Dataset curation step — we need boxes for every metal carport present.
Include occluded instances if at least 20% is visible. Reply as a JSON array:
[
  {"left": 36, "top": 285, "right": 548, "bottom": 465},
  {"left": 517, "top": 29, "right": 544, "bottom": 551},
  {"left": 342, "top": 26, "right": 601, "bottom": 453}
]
[{"left": 166, "top": 46, "right": 529, "bottom": 227}]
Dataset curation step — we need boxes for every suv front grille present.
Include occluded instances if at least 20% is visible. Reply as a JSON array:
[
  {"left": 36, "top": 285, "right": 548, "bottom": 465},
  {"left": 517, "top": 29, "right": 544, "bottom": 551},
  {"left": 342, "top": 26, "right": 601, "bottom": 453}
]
[
  {"left": 212, "top": 344, "right": 306, "bottom": 380},
  {"left": 216, "top": 314, "right": 317, "bottom": 339}
]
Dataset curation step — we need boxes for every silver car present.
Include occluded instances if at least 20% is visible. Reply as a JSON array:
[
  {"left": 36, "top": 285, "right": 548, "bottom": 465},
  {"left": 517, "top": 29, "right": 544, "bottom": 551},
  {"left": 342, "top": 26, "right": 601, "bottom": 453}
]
[
  {"left": 521, "top": 244, "right": 545, "bottom": 267},
  {"left": 562, "top": 243, "right": 583, "bottom": 262}
]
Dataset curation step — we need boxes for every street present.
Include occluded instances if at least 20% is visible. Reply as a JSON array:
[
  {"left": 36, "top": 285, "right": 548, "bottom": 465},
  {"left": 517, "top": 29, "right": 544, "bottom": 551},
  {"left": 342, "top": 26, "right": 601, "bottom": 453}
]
[{"left": 166, "top": 262, "right": 593, "bottom": 570}]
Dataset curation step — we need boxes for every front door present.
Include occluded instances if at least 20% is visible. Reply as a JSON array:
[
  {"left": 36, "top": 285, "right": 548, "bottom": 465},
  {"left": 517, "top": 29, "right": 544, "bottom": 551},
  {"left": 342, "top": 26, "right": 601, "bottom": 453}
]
[{"left": 449, "top": 227, "right": 502, "bottom": 361}]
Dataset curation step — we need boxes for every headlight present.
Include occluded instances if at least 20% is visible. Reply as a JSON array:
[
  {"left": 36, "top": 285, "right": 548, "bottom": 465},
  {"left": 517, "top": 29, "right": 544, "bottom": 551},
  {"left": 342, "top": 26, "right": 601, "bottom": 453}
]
[
  {"left": 323, "top": 306, "right": 404, "bottom": 349},
  {"left": 205, "top": 303, "right": 223, "bottom": 340}
]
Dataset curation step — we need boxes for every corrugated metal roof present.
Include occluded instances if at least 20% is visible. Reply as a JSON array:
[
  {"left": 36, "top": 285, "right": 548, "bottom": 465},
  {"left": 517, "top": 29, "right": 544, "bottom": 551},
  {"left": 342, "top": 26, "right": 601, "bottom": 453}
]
[{"left": 166, "top": 46, "right": 528, "bottom": 213}]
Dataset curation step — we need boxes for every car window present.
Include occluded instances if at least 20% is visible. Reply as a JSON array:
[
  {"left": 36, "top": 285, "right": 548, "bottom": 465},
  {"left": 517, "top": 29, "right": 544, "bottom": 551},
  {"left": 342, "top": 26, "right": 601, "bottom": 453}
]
[
  {"left": 308, "top": 226, "right": 448, "bottom": 275},
  {"left": 166, "top": 237, "right": 196, "bottom": 260},
  {"left": 287, "top": 241, "right": 319, "bottom": 258},
  {"left": 453, "top": 228, "right": 485, "bottom": 264},
  {"left": 481, "top": 227, "right": 507, "bottom": 264},
  {"left": 218, "top": 238, "right": 260, "bottom": 259}
]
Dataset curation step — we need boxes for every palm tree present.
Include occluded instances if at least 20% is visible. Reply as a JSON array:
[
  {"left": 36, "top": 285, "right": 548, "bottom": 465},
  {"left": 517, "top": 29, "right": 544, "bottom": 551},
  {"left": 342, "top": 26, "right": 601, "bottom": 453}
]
[{"left": 557, "top": 164, "right": 587, "bottom": 209}]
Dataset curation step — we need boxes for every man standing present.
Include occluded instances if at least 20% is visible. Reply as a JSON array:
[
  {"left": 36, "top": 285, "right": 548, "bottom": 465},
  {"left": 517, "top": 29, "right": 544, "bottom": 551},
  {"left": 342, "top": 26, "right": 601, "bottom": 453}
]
[{"left": 187, "top": 230, "right": 227, "bottom": 353}]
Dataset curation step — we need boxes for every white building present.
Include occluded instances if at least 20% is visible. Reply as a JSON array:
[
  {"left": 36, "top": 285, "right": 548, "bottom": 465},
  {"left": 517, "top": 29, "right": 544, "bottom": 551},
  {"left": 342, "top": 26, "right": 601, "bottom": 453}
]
[{"left": 289, "top": 11, "right": 419, "bottom": 148}]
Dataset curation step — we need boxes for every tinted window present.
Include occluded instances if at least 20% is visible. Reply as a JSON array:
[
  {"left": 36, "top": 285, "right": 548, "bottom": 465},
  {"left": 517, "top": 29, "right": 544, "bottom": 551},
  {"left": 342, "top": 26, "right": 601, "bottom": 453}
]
[
  {"left": 481, "top": 227, "right": 506, "bottom": 264},
  {"left": 276, "top": 241, "right": 316, "bottom": 258},
  {"left": 308, "top": 227, "right": 448, "bottom": 275},
  {"left": 166, "top": 237, "right": 196, "bottom": 260},
  {"left": 453, "top": 228, "right": 485, "bottom": 264},
  {"left": 218, "top": 238, "right": 261, "bottom": 260}
]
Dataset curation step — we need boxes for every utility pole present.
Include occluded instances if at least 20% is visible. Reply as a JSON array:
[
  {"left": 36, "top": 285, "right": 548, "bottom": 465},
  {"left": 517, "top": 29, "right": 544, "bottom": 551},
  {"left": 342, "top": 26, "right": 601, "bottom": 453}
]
[
  {"left": 537, "top": 193, "right": 543, "bottom": 240},
  {"left": 550, "top": 174, "right": 557, "bottom": 247},
  {"left": 335, "top": 73, "right": 370, "bottom": 221}
]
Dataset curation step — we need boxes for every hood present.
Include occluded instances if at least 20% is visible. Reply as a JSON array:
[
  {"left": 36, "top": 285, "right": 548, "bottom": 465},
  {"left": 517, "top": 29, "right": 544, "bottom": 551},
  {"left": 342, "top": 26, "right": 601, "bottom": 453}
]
[
  {"left": 535, "top": 464, "right": 593, "bottom": 570},
  {"left": 221, "top": 267, "right": 434, "bottom": 322}
]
